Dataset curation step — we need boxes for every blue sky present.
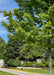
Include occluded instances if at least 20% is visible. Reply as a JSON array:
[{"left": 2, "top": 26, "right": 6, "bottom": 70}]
[{"left": 0, "top": 0, "right": 18, "bottom": 43}]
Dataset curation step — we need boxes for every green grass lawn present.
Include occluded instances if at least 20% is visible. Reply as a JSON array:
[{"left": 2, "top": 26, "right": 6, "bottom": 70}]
[
  {"left": 0, "top": 71, "right": 16, "bottom": 75},
  {"left": 17, "top": 68, "right": 54, "bottom": 75}
]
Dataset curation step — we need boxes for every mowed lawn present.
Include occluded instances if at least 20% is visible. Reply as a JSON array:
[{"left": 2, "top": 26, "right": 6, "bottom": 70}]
[
  {"left": 17, "top": 69, "right": 54, "bottom": 75},
  {"left": 0, "top": 71, "right": 16, "bottom": 75}
]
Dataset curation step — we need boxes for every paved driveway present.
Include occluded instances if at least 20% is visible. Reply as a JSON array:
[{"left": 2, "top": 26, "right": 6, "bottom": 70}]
[{"left": 0, "top": 68, "right": 45, "bottom": 75}]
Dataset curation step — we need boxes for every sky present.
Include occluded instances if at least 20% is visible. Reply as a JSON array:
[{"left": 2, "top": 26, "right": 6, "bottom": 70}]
[{"left": 0, "top": 0, "right": 18, "bottom": 43}]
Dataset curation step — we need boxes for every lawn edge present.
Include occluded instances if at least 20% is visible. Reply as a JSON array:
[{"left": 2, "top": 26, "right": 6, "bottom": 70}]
[{"left": 7, "top": 68, "right": 39, "bottom": 74}]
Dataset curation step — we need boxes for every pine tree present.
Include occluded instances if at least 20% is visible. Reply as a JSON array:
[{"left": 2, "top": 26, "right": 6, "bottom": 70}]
[{"left": 5, "top": 38, "right": 24, "bottom": 60}]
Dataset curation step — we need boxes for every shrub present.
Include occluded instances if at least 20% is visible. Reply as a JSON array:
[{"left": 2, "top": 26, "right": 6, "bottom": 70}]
[
  {"left": 36, "top": 62, "right": 41, "bottom": 67},
  {"left": 41, "top": 59, "right": 54, "bottom": 67},
  {"left": 20, "top": 60, "right": 54, "bottom": 67},
  {"left": 21, "top": 62, "right": 27, "bottom": 67},
  {"left": 27, "top": 62, "right": 33, "bottom": 67},
  {"left": 41, "top": 61, "right": 48, "bottom": 67},
  {"left": 41, "top": 63, "right": 46, "bottom": 67},
  {"left": 52, "top": 59, "right": 54, "bottom": 67},
  {"left": 7, "top": 59, "right": 20, "bottom": 67},
  {"left": 32, "top": 62, "right": 36, "bottom": 67},
  {"left": 21, "top": 62, "right": 33, "bottom": 67}
]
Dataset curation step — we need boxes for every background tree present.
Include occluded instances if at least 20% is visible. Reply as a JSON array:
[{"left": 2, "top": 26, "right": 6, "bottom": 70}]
[
  {"left": 20, "top": 43, "right": 43, "bottom": 61},
  {"left": 5, "top": 37, "right": 24, "bottom": 62},
  {"left": 0, "top": 37, "right": 6, "bottom": 59}
]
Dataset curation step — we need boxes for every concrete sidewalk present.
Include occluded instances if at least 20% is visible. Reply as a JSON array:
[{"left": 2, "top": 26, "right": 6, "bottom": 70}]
[
  {"left": 17, "top": 67, "right": 42, "bottom": 69},
  {"left": 0, "top": 68, "right": 45, "bottom": 75}
]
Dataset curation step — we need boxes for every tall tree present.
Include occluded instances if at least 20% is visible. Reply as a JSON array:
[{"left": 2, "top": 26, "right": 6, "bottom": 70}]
[{"left": 2, "top": 0, "right": 54, "bottom": 75}]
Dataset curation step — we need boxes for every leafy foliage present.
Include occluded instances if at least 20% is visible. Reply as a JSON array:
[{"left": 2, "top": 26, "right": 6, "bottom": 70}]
[
  {"left": 1, "top": 0, "right": 54, "bottom": 74},
  {"left": 20, "top": 43, "right": 43, "bottom": 61},
  {"left": 0, "top": 37, "right": 6, "bottom": 59}
]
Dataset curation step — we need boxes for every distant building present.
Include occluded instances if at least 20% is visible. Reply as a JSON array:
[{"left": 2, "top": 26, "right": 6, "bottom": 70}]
[{"left": 0, "top": 59, "right": 4, "bottom": 68}]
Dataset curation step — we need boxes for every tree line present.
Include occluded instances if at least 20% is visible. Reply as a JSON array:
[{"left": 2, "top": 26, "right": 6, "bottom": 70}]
[{"left": 0, "top": 37, "right": 44, "bottom": 61}]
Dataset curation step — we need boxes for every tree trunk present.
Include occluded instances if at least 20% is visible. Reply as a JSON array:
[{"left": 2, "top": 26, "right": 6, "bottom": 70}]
[
  {"left": 48, "top": 0, "right": 52, "bottom": 75},
  {"left": 48, "top": 48, "right": 52, "bottom": 75}
]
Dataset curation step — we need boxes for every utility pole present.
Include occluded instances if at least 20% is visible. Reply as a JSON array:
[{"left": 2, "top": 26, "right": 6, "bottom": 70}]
[
  {"left": 0, "top": 11, "right": 3, "bottom": 13},
  {"left": 0, "top": 11, "right": 3, "bottom": 12}
]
